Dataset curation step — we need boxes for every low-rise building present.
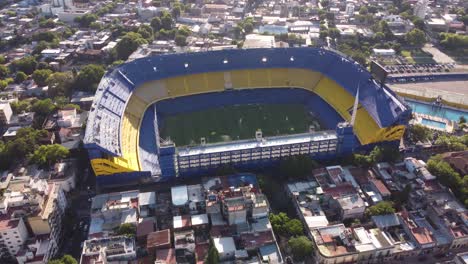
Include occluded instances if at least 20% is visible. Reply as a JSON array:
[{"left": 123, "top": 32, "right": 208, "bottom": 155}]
[
  {"left": 311, "top": 223, "right": 397, "bottom": 264},
  {"left": 80, "top": 236, "right": 136, "bottom": 264},
  {"left": 213, "top": 237, "right": 236, "bottom": 261}
]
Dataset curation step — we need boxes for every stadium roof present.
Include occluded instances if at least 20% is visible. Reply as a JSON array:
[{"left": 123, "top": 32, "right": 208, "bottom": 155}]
[{"left": 178, "top": 130, "right": 337, "bottom": 157}]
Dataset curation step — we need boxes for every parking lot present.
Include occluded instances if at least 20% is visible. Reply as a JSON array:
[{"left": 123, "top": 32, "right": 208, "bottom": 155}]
[{"left": 385, "top": 63, "right": 455, "bottom": 76}]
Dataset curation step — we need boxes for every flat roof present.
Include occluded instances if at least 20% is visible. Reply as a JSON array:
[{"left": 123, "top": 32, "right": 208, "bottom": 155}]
[
  {"left": 138, "top": 192, "right": 155, "bottom": 206},
  {"left": 213, "top": 237, "right": 236, "bottom": 253},
  {"left": 178, "top": 131, "right": 337, "bottom": 157},
  {"left": 171, "top": 185, "right": 188, "bottom": 206},
  {"left": 191, "top": 214, "right": 209, "bottom": 226}
]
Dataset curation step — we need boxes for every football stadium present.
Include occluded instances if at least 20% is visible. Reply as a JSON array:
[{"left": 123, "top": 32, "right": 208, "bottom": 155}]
[{"left": 84, "top": 48, "right": 411, "bottom": 187}]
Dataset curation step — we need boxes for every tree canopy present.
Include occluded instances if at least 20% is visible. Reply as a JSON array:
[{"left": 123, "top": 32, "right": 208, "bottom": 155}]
[
  {"left": 279, "top": 154, "right": 318, "bottom": 179},
  {"left": 74, "top": 14, "right": 98, "bottom": 28},
  {"left": 367, "top": 201, "right": 396, "bottom": 216},
  {"left": 48, "top": 255, "right": 78, "bottom": 264},
  {"left": 407, "top": 124, "right": 432, "bottom": 143},
  {"left": 205, "top": 238, "right": 220, "bottom": 264},
  {"left": 32, "top": 69, "right": 53, "bottom": 87},
  {"left": 352, "top": 146, "right": 400, "bottom": 168},
  {"left": 31, "top": 144, "right": 69, "bottom": 167},
  {"left": 427, "top": 155, "right": 468, "bottom": 206},
  {"left": 137, "top": 24, "right": 154, "bottom": 42},
  {"left": 0, "top": 128, "right": 48, "bottom": 169},
  {"left": 0, "top": 64, "right": 9, "bottom": 78},
  {"left": 12, "top": 56, "right": 37, "bottom": 75},
  {"left": 405, "top": 28, "right": 426, "bottom": 46},
  {"left": 435, "top": 134, "right": 468, "bottom": 151},
  {"left": 151, "top": 17, "right": 162, "bottom": 31},
  {"left": 269, "top": 212, "right": 304, "bottom": 237},
  {"left": 15, "top": 71, "right": 27, "bottom": 84},
  {"left": 115, "top": 223, "right": 136, "bottom": 237},
  {"left": 175, "top": 34, "right": 187, "bottom": 46},
  {"left": 288, "top": 236, "right": 313, "bottom": 261},
  {"left": 74, "top": 64, "right": 105, "bottom": 92},
  {"left": 114, "top": 32, "right": 148, "bottom": 60},
  {"left": 47, "top": 71, "right": 75, "bottom": 97}
]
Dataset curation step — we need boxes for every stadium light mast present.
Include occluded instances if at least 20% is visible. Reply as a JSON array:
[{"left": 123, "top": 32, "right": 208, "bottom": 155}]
[{"left": 350, "top": 83, "right": 360, "bottom": 126}]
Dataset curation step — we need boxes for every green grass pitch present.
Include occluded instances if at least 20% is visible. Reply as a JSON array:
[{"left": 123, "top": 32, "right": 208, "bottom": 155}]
[{"left": 159, "top": 104, "right": 321, "bottom": 146}]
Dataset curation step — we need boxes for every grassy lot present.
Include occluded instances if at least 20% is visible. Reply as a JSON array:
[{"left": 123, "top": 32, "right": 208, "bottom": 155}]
[
  {"left": 160, "top": 104, "right": 321, "bottom": 146},
  {"left": 401, "top": 49, "right": 436, "bottom": 64}
]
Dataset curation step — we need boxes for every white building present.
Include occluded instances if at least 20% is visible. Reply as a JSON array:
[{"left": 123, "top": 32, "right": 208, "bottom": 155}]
[
  {"left": 0, "top": 101, "right": 13, "bottom": 125},
  {"left": 213, "top": 237, "right": 236, "bottom": 261},
  {"left": 0, "top": 218, "right": 29, "bottom": 256},
  {"left": 243, "top": 34, "right": 276, "bottom": 49},
  {"left": 345, "top": 3, "right": 355, "bottom": 16},
  {"left": 28, "top": 183, "right": 67, "bottom": 260},
  {"left": 80, "top": 236, "right": 136, "bottom": 263},
  {"left": 414, "top": 0, "right": 429, "bottom": 19}
]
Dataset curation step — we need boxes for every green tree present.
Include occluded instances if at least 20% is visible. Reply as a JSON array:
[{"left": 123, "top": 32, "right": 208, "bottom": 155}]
[
  {"left": 33, "top": 41, "right": 50, "bottom": 55},
  {"left": 115, "top": 223, "right": 136, "bottom": 237},
  {"left": 0, "top": 55, "right": 6, "bottom": 64},
  {"left": 367, "top": 201, "right": 395, "bottom": 216},
  {"left": 393, "top": 184, "right": 412, "bottom": 206},
  {"left": 359, "top": 6, "right": 368, "bottom": 15},
  {"left": 5, "top": 128, "right": 48, "bottom": 161},
  {"left": 435, "top": 135, "right": 467, "bottom": 151},
  {"left": 175, "top": 34, "right": 187, "bottom": 46},
  {"left": 39, "top": 18, "right": 56, "bottom": 28},
  {"left": 328, "top": 27, "right": 341, "bottom": 39},
  {"left": 32, "top": 32, "right": 59, "bottom": 43},
  {"left": 74, "top": 14, "right": 98, "bottom": 28},
  {"left": 407, "top": 124, "right": 432, "bottom": 142},
  {"left": 205, "top": 238, "right": 220, "bottom": 264},
  {"left": 31, "top": 144, "right": 69, "bottom": 167},
  {"left": 32, "top": 69, "right": 53, "bottom": 87},
  {"left": 74, "top": 64, "right": 105, "bottom": 92},
  {"left": 405, "top": 28, "right": 426, "bottom": 46},
  {"left": 288, "top": 236, "right": 313, "bottom": 261},
  {"left": 0, "top": 80, "right": 7, "bottom": 91},
  {"left": 243, "top": 22, "right": 254, "bottom": 34},
  {"left": 31, "top": 98, "right": 56, "bottom": 128},
  {"left": 412, "top": 17, "right": 425, "bottom": 30},
  {"left": 12, "top": 56, "right": 37, "bottom": 74},
  {"left": 459, "top": 116, "right": 466, "bottom": 124},
  {"left": 160, "top": 11, "right": 174, "bottom": 30},
  {"left": 279, "top": 154, "right": 318, "bottom": 179},
  {"left": 0, "top": 64, "right": 9, "bottom": 78},
  {"left": 15, "top": 71, "right": 27, "bottom": 84},
  {"left": 353, "top": 154, "right": 373, "bottom": 168},
  {"left": 269, "top": 212, "right": 290, "bottom": 235},
  {"left": 47, "top": 71, "right": 75, "bottom": 97},
  {"left": 47, "top": 255, "right": 78, "bottom": 264},
  {"left": 138, "top": 24, "right": 154, "bottom": 42},
  {"left": 285, "top": 219, "right": 304, "bottom": 236},
  {"left": 151, "top": 16, "right": 162, "bottom": 31},
  {"left": 172, "top": 5, "right": 181, "bottom": 18},
  {"left": 114, "top": 32, "right": 148, "bottom": 60},
  {"left": 319, "top": 30, "right": 328, "bottom": 40},
  {"left": 10, "top": 100, "right": 30, "bottom": 114},
  {"left": 427, "top": 155, "right": 467, "bottom": 206}
]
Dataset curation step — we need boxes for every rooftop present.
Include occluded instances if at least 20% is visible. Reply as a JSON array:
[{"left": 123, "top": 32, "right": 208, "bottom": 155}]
[
  {"left": 171, "top": 185, "right": 188, "bottom": 206},
  {"left": 147, "top": 229, "right": 171, "bottom": 249},
  {"left": 178, "top": 131, "right": 337, "bottom": 157},
  {"left": 213, "top": 237, "right": 236, "bottom": 253}
]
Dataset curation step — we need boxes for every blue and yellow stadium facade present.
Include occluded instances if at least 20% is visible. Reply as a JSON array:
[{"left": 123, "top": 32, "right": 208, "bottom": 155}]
[{"left": 84, "top": 48, "right": 411, "bottom": 186}]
